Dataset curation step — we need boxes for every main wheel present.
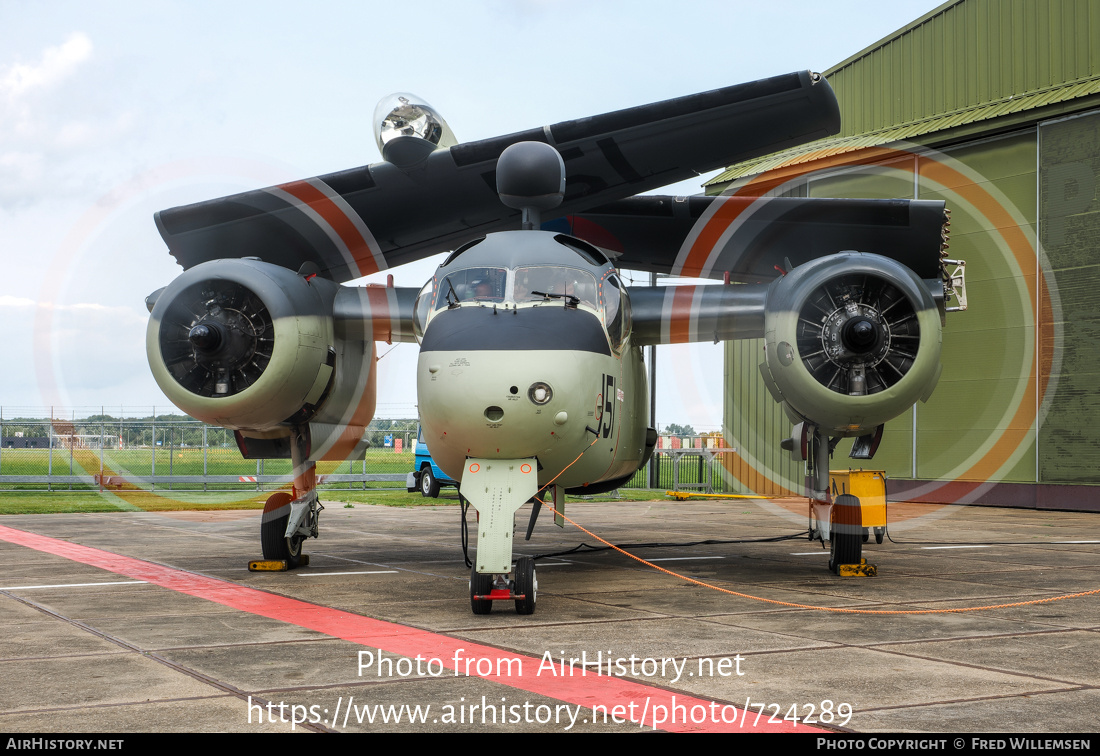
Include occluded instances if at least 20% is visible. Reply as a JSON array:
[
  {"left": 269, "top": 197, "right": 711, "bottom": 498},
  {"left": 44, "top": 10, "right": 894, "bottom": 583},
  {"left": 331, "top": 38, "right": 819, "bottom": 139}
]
[
  {"left": 874, "top": 526, "right": 886, "bottom": 544},
  {"left": 470, "top": 563, "right": 493, "bottom": 615},
  {"left": 420, "top": 465, "right": 440, "bottom": 498},
  {"left": 513, "top": 556, "right": 536, "bottom": 615},
  {"left": 261, "top": 492, "right": 302, "bottom": 568},
  {"left": 829, "top": 494, "right": 863, "bottom": 573}
]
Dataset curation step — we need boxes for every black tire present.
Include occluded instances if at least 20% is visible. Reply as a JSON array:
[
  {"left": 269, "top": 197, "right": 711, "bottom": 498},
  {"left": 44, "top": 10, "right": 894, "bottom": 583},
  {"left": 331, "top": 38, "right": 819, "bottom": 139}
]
[
  {"left": 862, "top": 527, "right": 870, "bottom": 543},
  {"left": 470, "top": 563, "right": 493, "bottom": 615},
  {"left": 513, "top": 557, "right": 536, "bottom": 615},
  {"left": 261, "top": 492, "right": 302, "bottom": 568},
  {"left": 420, "top": 464, "right": 440, "bottom": 498},
  {"left": 874, "top": 527, "right": 885, "bottom": 545},
  {"left": 829, "top": 494, "right": 863, "bottom": 573}
]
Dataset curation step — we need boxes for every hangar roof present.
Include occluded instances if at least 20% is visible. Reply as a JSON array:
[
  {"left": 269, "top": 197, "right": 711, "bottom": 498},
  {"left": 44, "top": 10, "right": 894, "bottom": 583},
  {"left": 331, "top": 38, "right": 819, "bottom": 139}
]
[{"left": 707, "top": 0, "right": 1100, "bottom": 189}]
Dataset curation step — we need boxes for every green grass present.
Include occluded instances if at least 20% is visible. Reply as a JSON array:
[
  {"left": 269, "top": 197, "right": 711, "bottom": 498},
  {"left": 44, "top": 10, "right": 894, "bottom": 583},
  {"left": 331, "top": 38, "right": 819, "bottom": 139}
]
[
  {"left": 0, "top": 447, "right": 414, "bottom": 477},
  {"left": 0, "top": 493, "right": 132, "bottom": 514},
  {"left": 0, "top": 446, "right": 679, "bottom": 513},
  {"left": 0, "top": 447, "right": 417, "bottom": 492},
  {"left": 0, "top": 487, "right": 670, "bottom": 514}
]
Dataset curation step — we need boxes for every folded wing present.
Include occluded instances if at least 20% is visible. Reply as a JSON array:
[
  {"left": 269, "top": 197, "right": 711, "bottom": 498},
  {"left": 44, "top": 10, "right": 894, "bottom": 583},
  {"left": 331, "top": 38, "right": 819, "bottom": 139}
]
[{"left": 155, "top": 71, "right": 840, "bottom": 282}]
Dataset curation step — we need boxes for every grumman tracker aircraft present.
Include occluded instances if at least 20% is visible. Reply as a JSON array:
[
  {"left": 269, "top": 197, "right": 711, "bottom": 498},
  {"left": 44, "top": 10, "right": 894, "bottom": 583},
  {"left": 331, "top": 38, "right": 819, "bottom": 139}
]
[{"left": 145, "top": 71, "right": 963, "bottom": 615}]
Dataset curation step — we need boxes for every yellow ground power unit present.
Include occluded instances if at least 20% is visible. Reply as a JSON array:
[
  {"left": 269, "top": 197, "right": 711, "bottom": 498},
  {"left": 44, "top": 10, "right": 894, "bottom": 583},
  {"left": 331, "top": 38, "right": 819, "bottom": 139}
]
[{"left": 829, "top": 469, "right": 887, "bottom": 544}]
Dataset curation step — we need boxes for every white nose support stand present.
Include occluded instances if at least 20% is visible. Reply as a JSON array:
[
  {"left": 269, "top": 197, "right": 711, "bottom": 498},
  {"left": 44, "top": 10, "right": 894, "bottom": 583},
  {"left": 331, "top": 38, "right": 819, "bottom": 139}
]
[{"left": 462, "top": 458, "right": 539, "bottom": 574}]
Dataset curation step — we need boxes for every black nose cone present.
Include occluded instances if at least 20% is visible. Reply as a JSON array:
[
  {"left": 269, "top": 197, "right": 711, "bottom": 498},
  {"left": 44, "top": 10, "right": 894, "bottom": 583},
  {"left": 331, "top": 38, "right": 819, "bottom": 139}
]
[
  {"left": 188, "top": 323, "right": 222, "bottom": 351},
  {"left": 843, "top": 318, "right": 879, "bottom": 353}
]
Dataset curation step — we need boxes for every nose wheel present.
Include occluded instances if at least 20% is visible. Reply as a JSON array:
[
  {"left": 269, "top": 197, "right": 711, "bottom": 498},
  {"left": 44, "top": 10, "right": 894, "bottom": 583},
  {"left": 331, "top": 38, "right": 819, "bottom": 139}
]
[
  {"left": 470, "top": 563, "right": 494, "bottom": 615},
  {"left": 514, "top": 556, "right": 536, "bottom": 615},
  {"left": 468, "top": 557, "right": 538, "bottom": 615}
]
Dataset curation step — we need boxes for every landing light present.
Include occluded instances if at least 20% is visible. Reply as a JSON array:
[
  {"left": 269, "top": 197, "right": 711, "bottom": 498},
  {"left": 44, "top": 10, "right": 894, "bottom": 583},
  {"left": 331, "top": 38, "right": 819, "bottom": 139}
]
[{"left": 373, "top": 92, "right": 456, "bottom": 158}]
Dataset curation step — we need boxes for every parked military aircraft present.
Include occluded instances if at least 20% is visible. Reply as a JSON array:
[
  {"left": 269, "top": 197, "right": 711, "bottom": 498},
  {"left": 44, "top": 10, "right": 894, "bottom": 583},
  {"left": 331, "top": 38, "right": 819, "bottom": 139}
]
[{"left": 145, "top": 72, "right": 961, "bottom": 614}]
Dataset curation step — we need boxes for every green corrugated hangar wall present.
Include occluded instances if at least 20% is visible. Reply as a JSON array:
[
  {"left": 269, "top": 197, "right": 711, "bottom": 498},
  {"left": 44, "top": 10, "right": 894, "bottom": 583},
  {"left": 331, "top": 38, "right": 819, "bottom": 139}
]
[{"left": 712, "top": 0, "right": 1100, "bottom": 504}]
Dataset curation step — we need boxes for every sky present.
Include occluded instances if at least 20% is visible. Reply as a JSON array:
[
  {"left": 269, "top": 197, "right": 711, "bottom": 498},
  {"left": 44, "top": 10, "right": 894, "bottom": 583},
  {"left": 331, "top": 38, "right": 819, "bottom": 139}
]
[{"left": 0, "top": 0, "right": 947, "bottom": 428}]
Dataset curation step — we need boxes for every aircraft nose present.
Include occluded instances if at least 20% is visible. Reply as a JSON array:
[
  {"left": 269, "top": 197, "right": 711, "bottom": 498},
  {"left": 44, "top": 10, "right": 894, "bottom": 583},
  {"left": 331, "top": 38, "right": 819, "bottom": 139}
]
[
  {"left": 416, "top": 305, "right": 612, "bottom": 476},
  {"left": 417, "top": 357, "right": 590, "bottom": 471},
  {"left": 477, "top": 398, "right": 567, "bottom": 426}
]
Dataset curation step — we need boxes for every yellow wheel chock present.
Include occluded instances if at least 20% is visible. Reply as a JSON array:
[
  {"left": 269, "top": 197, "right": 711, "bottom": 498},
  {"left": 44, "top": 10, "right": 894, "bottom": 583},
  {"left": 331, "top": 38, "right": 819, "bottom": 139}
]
[{"left": 248, "top": 555, "right": 310, "bottom": 571}]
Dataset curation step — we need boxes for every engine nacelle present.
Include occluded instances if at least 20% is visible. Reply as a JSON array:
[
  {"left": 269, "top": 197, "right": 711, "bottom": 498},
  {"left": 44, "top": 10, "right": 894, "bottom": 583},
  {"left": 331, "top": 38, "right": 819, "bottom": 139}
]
[
  {"left": 760, "top": 252, "right": 943, "bottom": 438},
  {"left": 146, "top": 258, "right": 339, "bottom": 432}
]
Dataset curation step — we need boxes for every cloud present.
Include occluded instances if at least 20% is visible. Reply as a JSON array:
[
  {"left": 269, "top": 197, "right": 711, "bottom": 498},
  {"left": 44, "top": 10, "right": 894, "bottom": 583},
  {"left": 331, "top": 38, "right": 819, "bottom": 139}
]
[
  {"left": 0, "top": 32, "right": 130, "bottom": 206},
  {"left": 0, "top": 32, "right": 93, "bottom": 100},
  {"left": 0, "top": 294, "right": 145, "bottom": 323},
  {"left": 0, "top": 295, "right": 38, "bottom": 308}
]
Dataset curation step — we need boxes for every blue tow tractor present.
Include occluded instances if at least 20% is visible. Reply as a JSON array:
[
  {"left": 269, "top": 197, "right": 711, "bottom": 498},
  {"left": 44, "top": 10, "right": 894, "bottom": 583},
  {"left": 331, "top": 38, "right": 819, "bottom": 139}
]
[{"left": 407, "top": 425, "right": 457, "bottom": 497}]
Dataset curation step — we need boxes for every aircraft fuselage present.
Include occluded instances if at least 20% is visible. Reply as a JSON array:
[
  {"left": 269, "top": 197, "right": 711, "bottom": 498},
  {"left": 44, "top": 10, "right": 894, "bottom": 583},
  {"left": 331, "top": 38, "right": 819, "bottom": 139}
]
[{"left": 414, "top": 230, "right": 649, "bottom": 493}]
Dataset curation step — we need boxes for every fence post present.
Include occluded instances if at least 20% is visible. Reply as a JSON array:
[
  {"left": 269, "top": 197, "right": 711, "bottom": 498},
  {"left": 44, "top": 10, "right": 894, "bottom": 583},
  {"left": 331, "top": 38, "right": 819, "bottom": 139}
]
[
  {"left": 647, "top": 271, "right": 658, "bottom": 490},
  {"left": 203, "top": 425, "right": 208, "bottom": 491},
  {"left": 151, "top": 408, "right": 156, "bottom": 480},
  {"left": 168, "top": 424, "right": 173, "bottom": 490},
  {"left": 48, "top": 410, "right": 53, "bottom": 492},
  {"left": 68, "top": 410, "right": 74, "bottom": 491}
]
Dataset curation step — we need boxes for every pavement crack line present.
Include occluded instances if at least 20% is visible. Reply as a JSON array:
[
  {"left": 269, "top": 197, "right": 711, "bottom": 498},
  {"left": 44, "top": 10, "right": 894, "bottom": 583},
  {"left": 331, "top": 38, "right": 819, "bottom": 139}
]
[
  {"left": 857, "top": 641, "right": 1100, "bottom": 690},
  {"left": 0, "top": 589, "right": 334, "bottom": 733},
  {"left": 850, "top": 685, "right": 1090, "bottom": 714}
]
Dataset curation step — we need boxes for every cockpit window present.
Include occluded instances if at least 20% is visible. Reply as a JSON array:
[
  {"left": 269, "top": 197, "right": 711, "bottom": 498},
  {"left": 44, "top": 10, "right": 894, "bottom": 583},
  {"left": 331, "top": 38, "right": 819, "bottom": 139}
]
[
  {"left": 441, "top": 237, "right": 484, "bottom": 267},
  {"left": 421, "top": 263, "right": 630, "bottom": 353},
  {"left": 513, "top": 266, "right": 597, "bottom": 309},
  {"left": 603, "top": 274, "right": 630, "bottom": 354},
  {"left": 435, "top": 267, "right": 508, "bottom": 309},
  {"left": 413, "top": 279, "right": 434, "bottom": 343},
  {"left": 553, "top": 235, "right": 607, "bottom": 266}
]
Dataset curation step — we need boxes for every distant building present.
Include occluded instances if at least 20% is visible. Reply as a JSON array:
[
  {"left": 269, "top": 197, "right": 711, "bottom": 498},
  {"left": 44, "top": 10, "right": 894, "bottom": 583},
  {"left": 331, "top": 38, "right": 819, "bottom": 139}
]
[{"left": 2, "top": 437, "right": 49, "bottom": 449}]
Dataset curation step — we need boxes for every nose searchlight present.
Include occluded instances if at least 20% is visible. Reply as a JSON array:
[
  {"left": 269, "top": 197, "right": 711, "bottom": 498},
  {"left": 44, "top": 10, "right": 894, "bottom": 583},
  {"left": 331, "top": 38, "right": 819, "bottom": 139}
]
[{"left": 528, "top": 382, "right": 553, "bottom": 405}]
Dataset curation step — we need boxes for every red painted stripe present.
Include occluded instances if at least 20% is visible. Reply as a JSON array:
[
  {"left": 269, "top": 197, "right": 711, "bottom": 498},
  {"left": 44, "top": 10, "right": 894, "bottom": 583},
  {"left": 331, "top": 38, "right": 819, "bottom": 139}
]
[
  {"left": 278, "top": 180, "right": 380, "bottom": 276},
  {"left": 0, "top": 524, "right": 814, "bottom": 733},
  {"left": 680, "top": 197, "right": 756, "bottom": 277},
  {"left": 668, "top": 286, "right": 697, "bottom": 344},
  {"left": 322, "top": 337, "right": 376, "bottom": 461},
  {"left": 365, "top": 287, "right": 394, "bottom": 342}
]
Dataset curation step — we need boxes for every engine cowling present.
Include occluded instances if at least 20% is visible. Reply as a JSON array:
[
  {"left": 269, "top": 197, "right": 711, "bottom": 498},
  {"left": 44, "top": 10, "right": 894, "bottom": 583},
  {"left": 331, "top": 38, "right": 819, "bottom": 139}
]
[
  {"left": 146, "top": 259, "right": 338, "bottom": 431},
  {"left": 760, "top": 252, "right": 943, "bottom": 437}
]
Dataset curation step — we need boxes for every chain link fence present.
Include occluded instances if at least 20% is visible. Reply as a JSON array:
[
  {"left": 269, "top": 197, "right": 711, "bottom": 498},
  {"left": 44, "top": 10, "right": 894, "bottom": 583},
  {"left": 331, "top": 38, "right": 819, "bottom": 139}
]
[
  {"left": 0, "top": 410, "right": 742, "bottom": 495},
  {"left": 0, "top": 411, "right": 417, "bottom": 492},
  {"left": 623, "top": 435, "right": 741, "bottom": 494}
]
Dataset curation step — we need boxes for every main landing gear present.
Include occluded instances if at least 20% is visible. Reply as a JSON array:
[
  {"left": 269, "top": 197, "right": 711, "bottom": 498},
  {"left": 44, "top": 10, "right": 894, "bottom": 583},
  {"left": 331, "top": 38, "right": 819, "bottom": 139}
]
[
  {"left": 803, "top": 426, "right": 876, "bottom": 576},
  {"left": 259, "top": 427, "right": 322, "bottom": 569},
  {"left": 828, "top": 493, "right": 862, "bottom": 573},
  {"left": 261, "top": 491, "right": 303, "bottom": 567},
  {"left": 469, "top": 556, "right": 537, "bottom": 615}
]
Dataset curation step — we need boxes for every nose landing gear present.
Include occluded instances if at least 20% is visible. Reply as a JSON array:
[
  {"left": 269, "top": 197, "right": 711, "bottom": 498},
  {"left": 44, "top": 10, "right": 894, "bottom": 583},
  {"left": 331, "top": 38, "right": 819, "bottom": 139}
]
[{"left": 469, "top": 557, "right": 538, "bottom": 615}]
